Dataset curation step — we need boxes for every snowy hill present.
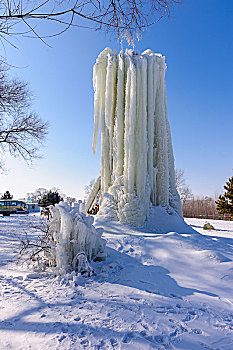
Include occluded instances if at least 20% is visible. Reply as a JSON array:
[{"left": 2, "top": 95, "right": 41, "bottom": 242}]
[{"left": 0, "top": 213, "right": 233, "bottom": 349}]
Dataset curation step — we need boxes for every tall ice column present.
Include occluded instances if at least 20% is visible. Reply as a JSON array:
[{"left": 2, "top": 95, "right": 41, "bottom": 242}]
[{"left": 92, "top": 48, "right": 182, "bottom": 226}]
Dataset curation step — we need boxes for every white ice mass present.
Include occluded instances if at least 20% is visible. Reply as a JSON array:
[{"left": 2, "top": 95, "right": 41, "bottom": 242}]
[
  {"left": 49, "top": 203, "right": 106, "bottom": 275},
  {"left": 92, "top": 48, "right": 182, "bottom": 226}
]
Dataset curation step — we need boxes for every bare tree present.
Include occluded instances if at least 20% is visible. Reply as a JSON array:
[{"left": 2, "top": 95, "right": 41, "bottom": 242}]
[
  {"left": 84, "top": 178, "right": 95, "bottom": 200},
  {"left": 179, "top": 186, "right": 193, "bottom": 204},
  {"left": 18, "top": 219, "right": 54, "bottom": 268},
  {"left": 0, "top": 64, "right": 49, "bottom": 171},
  {"left": 27, "top": 188, "right": 48, "bottom": 203},
  {"left": 182, "top": 195, "right": 218, "bottom": 219},
  {"left": 175, "top": 168, "right": 185, "bottom": 190},
  {"left": 0, "top": 0, "right": 183, "bottom": 47},
  {"left": 64, "top": 196, "right": 77, "bottom": 206},
  {"left": 175, "top": 168, "right": 193, "bottom": 204}
]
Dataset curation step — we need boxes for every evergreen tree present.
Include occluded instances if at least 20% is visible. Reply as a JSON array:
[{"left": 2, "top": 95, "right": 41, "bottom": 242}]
[
  {"left": 216, "top": 176, "right": 233, "bottom": 216},
  {"left": 38, "top": 190, "right": 63, "bottom": 207},
  {"left": 1, "top": 191, "right": 13, "bottom": 199}
]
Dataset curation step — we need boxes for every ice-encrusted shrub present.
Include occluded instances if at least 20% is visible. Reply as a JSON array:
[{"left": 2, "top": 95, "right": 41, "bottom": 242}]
[
  {"left": 49, "top": 202, "right": 106, "bottom": 276},
  {"left": 19, "top": 202, "right": 106, "bottom": 277}
]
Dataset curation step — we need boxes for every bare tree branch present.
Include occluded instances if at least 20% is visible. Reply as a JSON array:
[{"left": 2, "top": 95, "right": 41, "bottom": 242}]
[
  {"left": 0, "top": 0, "right": 183, "bottom": 45},
  {"left": 0, "top": 63, "right": 49, "bottom": 171}
]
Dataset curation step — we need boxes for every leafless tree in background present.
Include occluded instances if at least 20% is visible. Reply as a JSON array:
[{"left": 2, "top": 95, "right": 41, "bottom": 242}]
[
  {"left": 182, "top": 196, "right": 219, "bottom": 219},
  {"left": 0, "top": 0, "right": 183, "bottom": 48},
  {"left": 175, "top": 169, "right": 220, "bottom": 218},
  {"left": 175, "top": 168, "right": 193, "bottom": 204},
  {"left": 64, "top": 196, "right": 77, "bottom": 206},
  {"left": 27, "top": 188, "right": 49, "bottom": 203},
  {"left": 0, "top": 64, "right": 49, "bottom": 171},
  {"left": 84, "top": 179, "right": 95, "bottom": 201}
]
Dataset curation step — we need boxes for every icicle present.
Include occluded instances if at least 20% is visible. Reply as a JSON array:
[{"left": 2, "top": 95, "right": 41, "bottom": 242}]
[
  {"left": 145, "top": 53, "right": 154, "bottom": 200},
  {"left": 123, "top": 53, "right": 131, "bottom": 194},
  {"left": 104, "top": 53, "right": 117, "bottom": 180},
  {"left": 113, "top": 51, "right": 125, "bottom": 179},
  {"left": 154, "top": 56, "right": 169, "bottom": 208},
  {"left": 92, "top": 48, "right": 113, "bottom": 154},
  {"left": 135, "top": 55, "right": 142, "bottom": 199},
  {"left": 127, "top": 54, "right": 137, "bottom": 194},
  {"left": 105, "top": 53, "right": 117, "bottom": 131}
]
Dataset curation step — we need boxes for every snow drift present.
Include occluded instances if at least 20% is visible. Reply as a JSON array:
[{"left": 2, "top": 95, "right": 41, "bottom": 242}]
[{"left": 92, "top": 48, "right": 182, "bottom": 226}]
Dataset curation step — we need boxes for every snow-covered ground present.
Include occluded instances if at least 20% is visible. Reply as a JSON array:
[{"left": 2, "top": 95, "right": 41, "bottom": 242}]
[{"left": 0, "top": 213, "right": 233, "bottom": 349}]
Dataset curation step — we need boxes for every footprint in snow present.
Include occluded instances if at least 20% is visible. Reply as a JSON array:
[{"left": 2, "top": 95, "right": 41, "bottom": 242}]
[
  {"left": 74, "top": 316, "right": 81, "bottom": 322},
  {"left": 110, "top": 338, "right": 118, "bottom": 348},
  {"left": 122, "top": 332, "right": 134, "bottom": 343},
  {"left": 58, "top": 335, "right": 66, "bottom": 342},
  {"left": 183, "top": 310, "right": 197, "bottom": 322},
  {"left": 80, "top": 338, "right": 90, "bottom": 347},
  {"left": 78, "top": 330, "right": 86, "bottom": 339}
]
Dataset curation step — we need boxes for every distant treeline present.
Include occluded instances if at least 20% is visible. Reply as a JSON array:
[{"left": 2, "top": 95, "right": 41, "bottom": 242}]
[{"left": 182, "top": 196, "right": 232, "bottom": 220}]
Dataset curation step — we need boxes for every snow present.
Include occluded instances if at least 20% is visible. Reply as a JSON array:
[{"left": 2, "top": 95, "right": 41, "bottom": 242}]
[
  {"left": 1, "top": 214, "right": 233, "bottom": 349},
  {"left": 92, "top": 48, "right": 182, "bottom": 227}
]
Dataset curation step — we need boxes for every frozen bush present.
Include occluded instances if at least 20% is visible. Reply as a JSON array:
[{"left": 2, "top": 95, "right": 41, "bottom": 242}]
[
  {"left": 19, "top": 202, "right": 106, "bottom": 277},
  {"left": 49, "top": 202, "right": 106, "bottom": 276}
]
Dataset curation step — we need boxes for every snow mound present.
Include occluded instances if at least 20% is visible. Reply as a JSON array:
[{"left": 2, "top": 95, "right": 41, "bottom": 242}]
[
  {"left": 142, "top": 206, "right": 198, "bottom": 234},
  {"left": 96, "top": 205, "right": 197, "bottom": 234}
]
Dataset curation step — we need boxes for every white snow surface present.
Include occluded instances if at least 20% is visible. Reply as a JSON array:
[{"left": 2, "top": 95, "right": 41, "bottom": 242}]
[
  {"left": 92, "top": 48, "right": 182, "bottom": 227},
  {"left": 1, "top": 214, "right": 233, "bottom": 349}
]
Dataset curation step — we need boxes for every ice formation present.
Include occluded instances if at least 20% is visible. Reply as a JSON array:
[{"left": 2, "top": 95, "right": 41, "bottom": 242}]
[
  {"left": 92, "top": 48, "right": 182, "bottom": 227},
  {"left": 49, "top": 202, "right": 106, "bottom": 275}
]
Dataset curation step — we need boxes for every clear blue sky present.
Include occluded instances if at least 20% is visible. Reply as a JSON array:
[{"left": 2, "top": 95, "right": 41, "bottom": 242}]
[{"left": 1, "top": 0, "right": 233, "bottom": 200}]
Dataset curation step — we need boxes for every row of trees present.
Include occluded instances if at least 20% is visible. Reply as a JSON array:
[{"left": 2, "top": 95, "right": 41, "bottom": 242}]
[
  {"left": 2, "top": 173, "right": 232, "bottom": 216},
  {"left": 175, "top": 170, "right": 233, "bottom": 219},
  {"left": 182, "top": 196, "right": 218, "bottom": 219},
  {"left": 27, "top": 187, "right": 76, "bottom": 206},
  {"left": 1, "top": 188, "right": 76, "bottom": 207}
]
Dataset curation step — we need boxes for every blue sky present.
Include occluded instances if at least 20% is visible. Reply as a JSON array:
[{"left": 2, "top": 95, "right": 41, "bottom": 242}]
[{"left": 1, "top": 0, "right": 233, "bottom": 200}]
